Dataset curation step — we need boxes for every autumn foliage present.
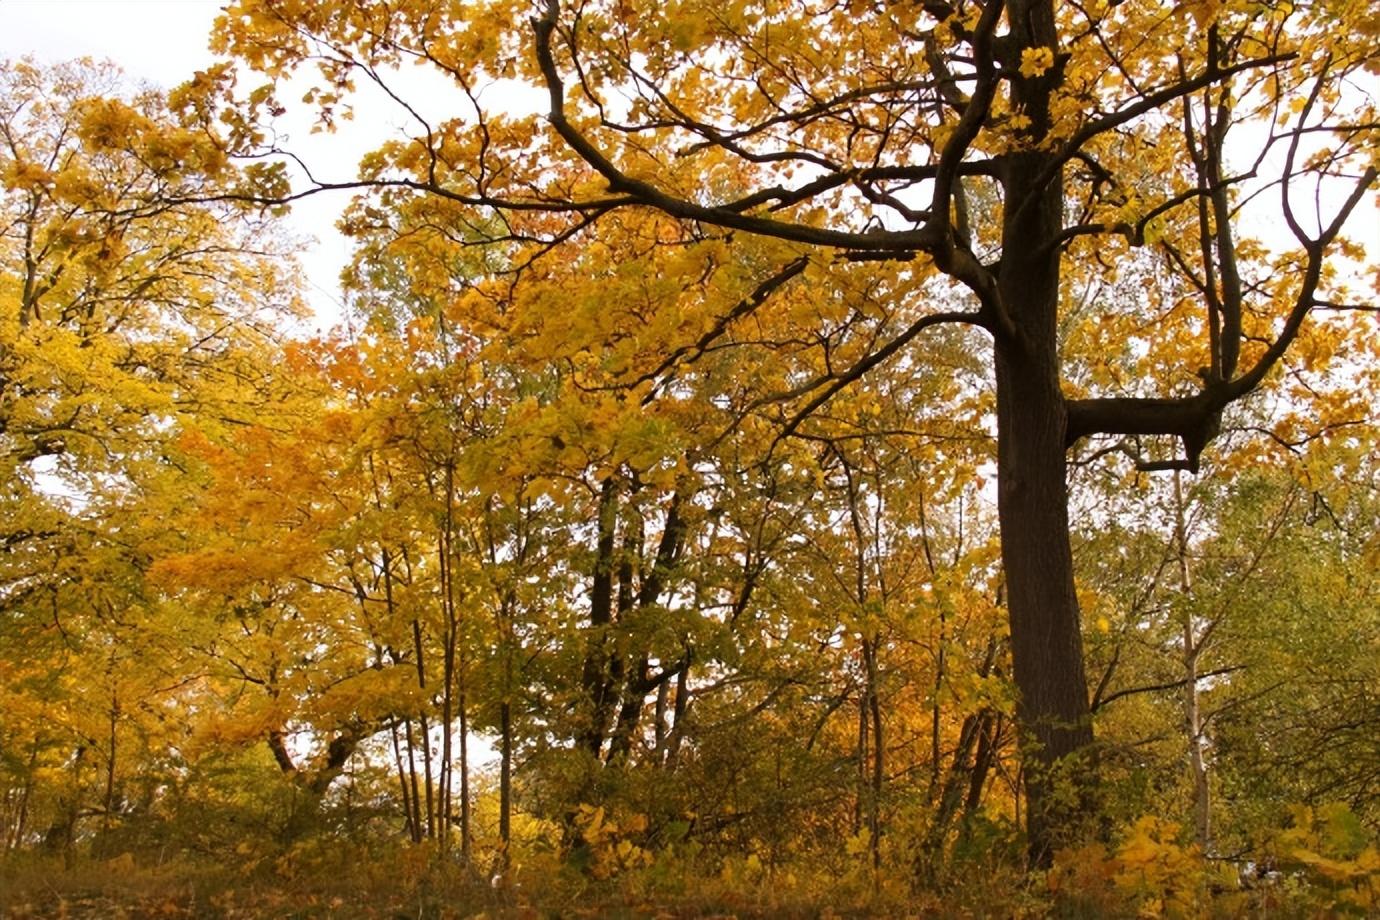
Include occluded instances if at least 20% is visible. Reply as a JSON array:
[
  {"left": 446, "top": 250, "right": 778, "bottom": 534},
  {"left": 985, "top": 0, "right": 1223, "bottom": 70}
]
[{"left": 2, "top": 0, "right": 1379, "bottom": 913}]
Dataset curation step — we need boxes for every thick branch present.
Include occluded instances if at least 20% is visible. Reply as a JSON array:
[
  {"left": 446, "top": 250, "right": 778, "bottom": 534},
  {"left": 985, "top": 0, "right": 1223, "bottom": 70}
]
[
  {"left": 267, "top": 729, "right": 298, "bottom": 776},
  {"left": 1065, "top": 157, "right": 1373, "bottom": 471},
  {"left": 1065, "top": 391, "right": 1224, "bottom": 472}
]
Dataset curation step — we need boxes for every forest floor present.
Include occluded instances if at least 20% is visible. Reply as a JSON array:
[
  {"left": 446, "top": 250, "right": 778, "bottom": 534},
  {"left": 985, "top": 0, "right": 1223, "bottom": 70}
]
[
  {"left": 0, "top": 890, "right": 898, "bottom": 920},
  {"left": 0, "top": 863, "right": 915, "bottom": 920}
]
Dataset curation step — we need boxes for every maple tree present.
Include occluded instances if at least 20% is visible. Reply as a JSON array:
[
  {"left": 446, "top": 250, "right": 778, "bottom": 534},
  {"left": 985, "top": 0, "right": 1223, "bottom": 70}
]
[{"left": 196, "top": 0, "right": 1378, "bottom": 859}]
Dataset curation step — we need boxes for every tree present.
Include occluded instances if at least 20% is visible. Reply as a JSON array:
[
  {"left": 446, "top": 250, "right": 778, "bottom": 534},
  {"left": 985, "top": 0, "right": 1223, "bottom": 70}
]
[
  {"left": 1, "top": 58, "right": 297, "bottom": 466},
  {"left": 0, "top": 56, "right": 300, "bottom": 644},
  {"left": 199, "top": 0, "right": 1378, "bottom": 859},
  {"left": 0, "top": 57, "right": 305, "bottom": 856}
]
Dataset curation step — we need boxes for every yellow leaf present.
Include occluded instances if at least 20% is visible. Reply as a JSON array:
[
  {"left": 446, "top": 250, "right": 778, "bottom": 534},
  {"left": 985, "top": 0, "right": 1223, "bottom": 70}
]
[{"left": 1020, "top": 47, "right": 1055, "bottom": 78}]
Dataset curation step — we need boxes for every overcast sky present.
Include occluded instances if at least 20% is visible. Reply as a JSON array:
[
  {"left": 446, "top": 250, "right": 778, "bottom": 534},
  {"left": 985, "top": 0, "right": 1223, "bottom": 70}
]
[{"left": 0, "top": 0, "right": 221, "bottom": 83}]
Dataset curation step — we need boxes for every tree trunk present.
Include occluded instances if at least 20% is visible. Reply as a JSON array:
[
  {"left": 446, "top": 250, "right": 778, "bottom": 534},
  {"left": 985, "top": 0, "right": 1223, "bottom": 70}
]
[
  {"left": 496, "top": 582, "right": 517, "bottom": 870},
  {"left": 42, "top": 746, "right": 84, "bottom": 866},
  {"left": 457, "top": 680, "right": 471, "bottom": 863},
  {"left": 864, "top": 638, "right": 883, "bottom": 873},
  {"left": 854, "top": 684, "right": 867, "bottom": 836},
  {"left": 404, "top": 718, "right": 424, "bottom": 841},
  {"left": 499, "top": 698, "right": 512, "bottom": 858},
  {"left": 439, "top": 540, "right": 456, "bottom": 855},
  {"left": 5, "top": 745, "right": 38, "bottom": 853},
  {"left": 580, "top": 479, "right": 619, "bottom": 755},
  {"left": 994, "top": 337, "right": 1095, "bottom": 862},
  {"left": 102, "top": 682, "right": 118, "bottom": 848},
  {"left": 1174, "top": 471, "right": 1211, "bottom": 850},
  {"left": 410, "top": 618, "right": 436, "bottom": 841},
  {"left": 391, "top": 722, "right": 421, "bottom": 842},
  {"left": 653, "top": 678, "right": 669, "bottom": 757},
  {"left": 996, "top": 122, "right": 1095, "bottom": 862},
  {"left": 964, "top": 711, "right": 1001, "bottom": 818},
  {"left": 664, "top": 663, "right": 691, "bottom": 768}
]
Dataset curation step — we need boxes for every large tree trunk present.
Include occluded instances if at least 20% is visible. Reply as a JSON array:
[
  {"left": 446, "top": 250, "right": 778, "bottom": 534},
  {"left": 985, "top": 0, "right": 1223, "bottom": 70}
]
[
  {"left": 996, "top": 134, "right": 1095, "bottom": 862},
  {"left": 991, "top": 0, "right": 1098, "bottom": 865},
  {"left": 995, "top": 345, "right": 1095, "bottom": 860}
]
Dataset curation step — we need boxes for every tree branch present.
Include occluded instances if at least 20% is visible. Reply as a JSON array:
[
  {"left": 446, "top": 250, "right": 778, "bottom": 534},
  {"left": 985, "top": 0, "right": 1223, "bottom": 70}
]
[
  {"left": 1092, "top": 665, "right": 1243, "bottom": 713},
  {"left": 768, "top": 309, "right": 987, "bottom": 446}
]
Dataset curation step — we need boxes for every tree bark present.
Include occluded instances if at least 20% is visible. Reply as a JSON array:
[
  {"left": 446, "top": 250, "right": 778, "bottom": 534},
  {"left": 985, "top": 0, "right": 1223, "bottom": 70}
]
[
  {"left": 994, "top": 328, "right": 1095, "bottom": 864},
  {"left": 995, "top": 18, "right": 1096, "bottom": 856},
  {"left": 864, "top": 638, "right": 883, "bottom": 873},
  {"left": 580, "top": 478, "right": 619, "bottom": 755},
  {"left": 391, "top": 722, "right": 421, "bottom": 843},
  {"left": 1174, "top": 472, "right": 1211, "bottom": 850}
]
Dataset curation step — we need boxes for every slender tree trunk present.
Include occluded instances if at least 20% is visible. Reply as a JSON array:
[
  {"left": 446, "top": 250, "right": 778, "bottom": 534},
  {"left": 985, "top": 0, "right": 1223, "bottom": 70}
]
[
  {"left": 653, "top": 678, "right": 669, "bottom": 759},
  {"left": 921, "top": 638, "right": 1000, "bottom": 871},
  {"left": 409, "top": 617, "right": 436, "bottom": 840},
  {"left": 386, "top": 543, "right": 434, "bottom": 843},
  {"left": 864, "top": 638, "right": 883, "bottom": 873},
  {"left": 487, "top": 490, "right": 526, "bottom": 869},
  {"left": 438, "top": 459, "right": 473, "bottom": 860},
  {"left": 964, "top": 712, "right": 1002, "bottom": 818},
  {"left": 7, "top": 745, "right": 38, "bottom": 852},
  {"left": 608, "top": 491, "right": 687, "bottom": 764},
  {"left": 440, "top": 626, "right": 454, "bottom": 853},
  {"left": 404, "top": 718, "right": 424, "bottom": 842},
  {"left": 665, "top": 663, "right": 691, "bottom": 768},
  {"left": 601, "top": 546, "right": 635, "bottom": 761},
  {"left": 439, "top": 526, "right": 456, "bottom": 854},
  {"left": 391, "top": 722, "right": 421, "bottom": 843},
  {"left": 103, "top": 682, "right": 118, "bottom": 845},
  {"left": 607, "top": 690, "right": 642, "bottom": 762},
  {"left": 929, "top": 611, "right": 945, "bottom": 799},
  {"left": 855, "top": 684, "right": 867, "bottom": 836},
  {"left": 457, "top": 675, "right": 471, "bottom": 863},
  {"left": 1174, "top": 472, "right": 1211, "bottom": 849},
  {"left": 917, "top": 488, "right": 944, "bottom": 801},
  {"left": 581, "top": 479, "right": 619, "bottom": 755},
  {"left": 495, "top": 583, "right": 515, "bottom": 867},
  {"left": 1182, "top": 591, "right": 1210, "bottom": 853},
  {"left": 499, "top": 698, "right": 512, "bottom": 857}
]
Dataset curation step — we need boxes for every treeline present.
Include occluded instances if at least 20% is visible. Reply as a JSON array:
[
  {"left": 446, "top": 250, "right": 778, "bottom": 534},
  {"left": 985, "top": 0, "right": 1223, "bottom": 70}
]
[{"left": 1, "top": 54, "right": 1378, "bottom": 918}]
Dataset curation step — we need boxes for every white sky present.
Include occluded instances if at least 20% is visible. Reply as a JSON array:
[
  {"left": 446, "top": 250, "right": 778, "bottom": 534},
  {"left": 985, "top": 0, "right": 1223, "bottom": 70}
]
[{"left": 0, "top": 0, "right": 222, "bottom": 82}]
